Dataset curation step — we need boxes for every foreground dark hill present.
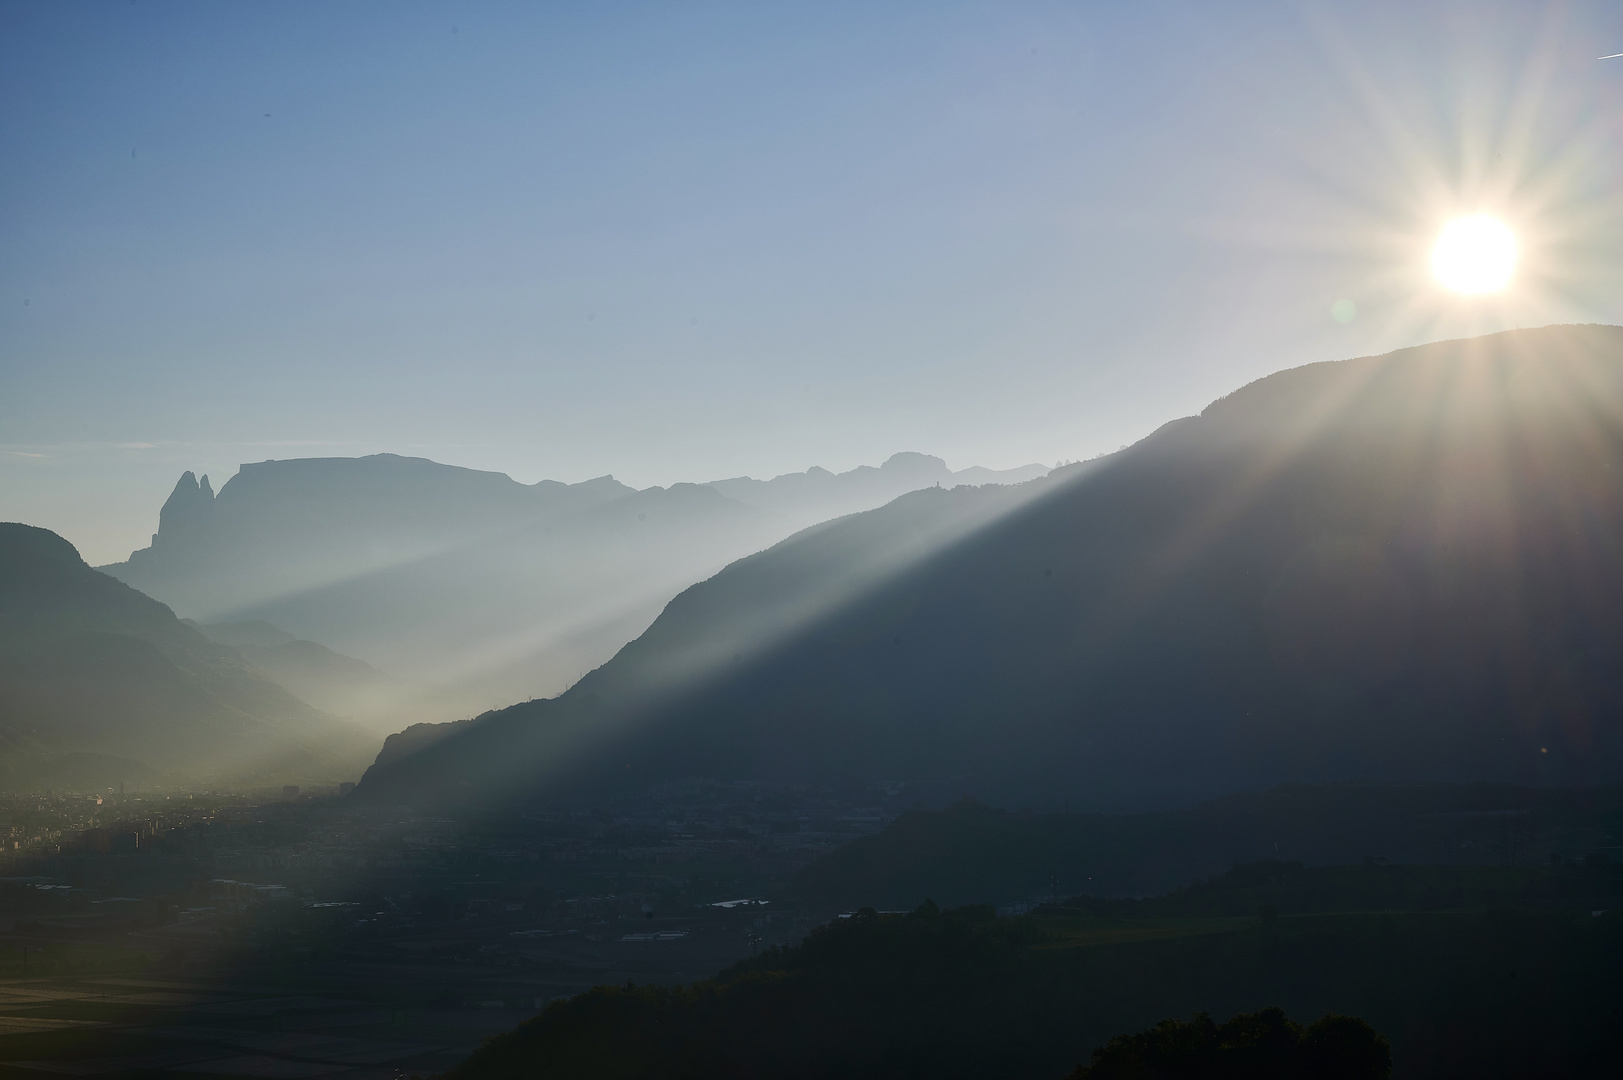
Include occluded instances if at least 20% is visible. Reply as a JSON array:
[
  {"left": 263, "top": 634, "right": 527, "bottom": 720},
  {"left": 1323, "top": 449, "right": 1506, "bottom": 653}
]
[
  {"left": 0, "top": 524, "right": 375, "bottom": 788},
  {"left": 358, "top": 325, "right": 1623, "bottom": 809},
  {"left": 449, "top": 897, "right": 1622, "bottom": 1080},
  {"left": 104, "top": 453, "right": 1041, "bottom": 726}
]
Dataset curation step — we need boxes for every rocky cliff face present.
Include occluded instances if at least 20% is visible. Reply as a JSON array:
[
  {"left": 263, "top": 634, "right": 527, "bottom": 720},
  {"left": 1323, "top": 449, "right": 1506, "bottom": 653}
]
[{"left": 130, "top": 471, "right": 216, "bottom": 570}]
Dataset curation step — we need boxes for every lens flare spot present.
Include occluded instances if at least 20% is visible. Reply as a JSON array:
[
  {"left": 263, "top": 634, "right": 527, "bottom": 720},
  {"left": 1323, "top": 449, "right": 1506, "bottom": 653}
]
[{"left": 1431, "top": 216, "right": 1517, "bottom": 295}]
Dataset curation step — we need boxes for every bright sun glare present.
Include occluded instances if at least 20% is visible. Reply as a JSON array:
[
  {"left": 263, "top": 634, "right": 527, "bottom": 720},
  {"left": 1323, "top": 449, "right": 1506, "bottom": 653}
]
[{"left": 1430, "top": 215, "right": 1518, "bottom": 295}]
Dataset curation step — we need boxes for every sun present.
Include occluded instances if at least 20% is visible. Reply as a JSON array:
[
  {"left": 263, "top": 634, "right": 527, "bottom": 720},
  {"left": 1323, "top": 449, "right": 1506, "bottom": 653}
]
[{"left": 1430, "top": 216, "right": 1517, "bottom": 295}]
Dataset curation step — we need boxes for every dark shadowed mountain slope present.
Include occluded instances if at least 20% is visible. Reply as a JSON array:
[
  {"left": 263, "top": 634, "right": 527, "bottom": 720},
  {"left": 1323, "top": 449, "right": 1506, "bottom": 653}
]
[
  {"left": 102, "top": 453, "right": 1041, "bottom": 727},
  {"left": 356, "top": 325, "right": 1623, "bottom": 810},
  {"left": 447, "top": 900, "right": 1621, "bottom": 1080},
  {"left": 0, "top": 524, "right": 376, "bottom": 788}
]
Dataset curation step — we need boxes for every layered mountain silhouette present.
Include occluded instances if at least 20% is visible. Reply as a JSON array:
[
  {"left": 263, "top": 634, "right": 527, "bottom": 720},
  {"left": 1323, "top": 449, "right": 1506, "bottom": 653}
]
[
  {"left": 0, "top": 524, "right": 377, "bottom": 789},
  {"left": 102, "top": 453, "right": 1043, "bottom": 727},
  {"left": 355, "top": 325, "right": 1623, "bottom": 810}
]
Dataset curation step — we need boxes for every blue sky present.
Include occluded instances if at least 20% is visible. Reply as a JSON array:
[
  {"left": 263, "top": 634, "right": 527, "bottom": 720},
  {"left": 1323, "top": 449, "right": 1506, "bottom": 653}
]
[{"left": 4, "top": 0, "right": 1623, "bottom": 562}]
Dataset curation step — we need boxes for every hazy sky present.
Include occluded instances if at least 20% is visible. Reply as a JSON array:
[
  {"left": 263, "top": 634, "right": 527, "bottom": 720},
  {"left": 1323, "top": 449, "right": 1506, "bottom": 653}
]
[{"left": 4, "top": 0, "right": 1623, "bottom": 564}]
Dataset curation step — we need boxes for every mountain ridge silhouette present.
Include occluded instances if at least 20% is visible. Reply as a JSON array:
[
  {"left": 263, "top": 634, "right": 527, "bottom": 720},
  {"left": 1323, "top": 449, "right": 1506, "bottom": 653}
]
[{"left": 354, "top": 324, "right": 1623, "bottom": 810}]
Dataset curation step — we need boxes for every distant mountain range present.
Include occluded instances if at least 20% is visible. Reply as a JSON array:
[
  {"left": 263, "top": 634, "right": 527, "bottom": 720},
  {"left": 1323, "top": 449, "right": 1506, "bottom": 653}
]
[
  {"left": 0, "top": 524, "right": 376, "bottom": 790},
  {"left": 100, "top": 452, "right": 1045, "bottom": 728},
  {"left": 354, "top": 325, "right": 1623, "bottom": 810},
  {"left": 705, "top": 453, "right": 1047, "bottom": 525}
]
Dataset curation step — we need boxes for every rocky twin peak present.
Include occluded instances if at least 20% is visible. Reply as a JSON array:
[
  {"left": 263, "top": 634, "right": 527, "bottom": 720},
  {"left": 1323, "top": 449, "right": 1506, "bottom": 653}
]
[{"left": 151, "top": 471, "right": 216, "bottom": 553}]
